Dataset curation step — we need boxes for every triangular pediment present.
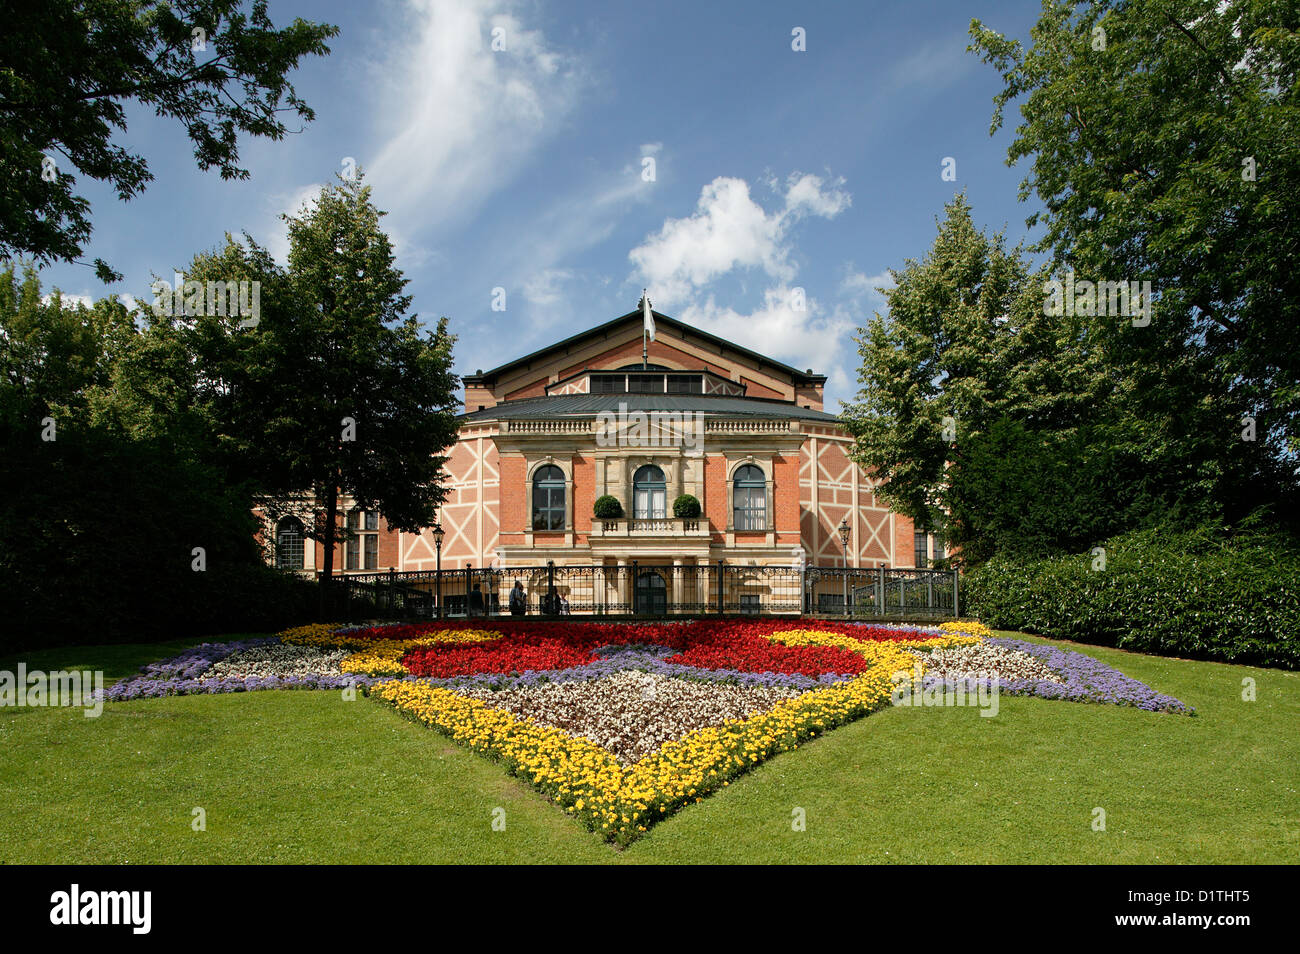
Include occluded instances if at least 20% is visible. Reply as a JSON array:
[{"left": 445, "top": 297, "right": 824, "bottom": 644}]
[{"left": 462, "top": 310, "right": 825, "bottom": 408}]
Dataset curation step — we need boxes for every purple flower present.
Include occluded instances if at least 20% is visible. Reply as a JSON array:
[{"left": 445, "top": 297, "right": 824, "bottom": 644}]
[{"left": 915, "top": 637, "right": 1194, "bottom": 714}]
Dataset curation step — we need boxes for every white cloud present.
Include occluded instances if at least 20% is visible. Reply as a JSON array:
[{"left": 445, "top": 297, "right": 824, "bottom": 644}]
[
  {"left": 262, "top": 182, "right": 325, "bottom": 265},
  {"left": 252, "top": 0, "right": 584, "bottom": 273},
  {"left": 887, "top": 35, "right": 980, "bottom": 92},
  {"left": 841, "top": 267, "right": 895, "bottom": 305},
  {"left": 628, "top": 172, "right": 851, "bottom": 305},
  {"left": 489, "top": 148, "right": 659, "bottom": 299},
  {"left": 40, "top": 292, "right": 95, "bottom": 310},
  {"left": 783, "top": 172, "right": 851, "bottom": 218},
  {"left": 365, "top": 0, "right": 585, "bottom": 234},
  {"left": 679, "top": 286, "right": 856, "bottom": 394},
  {"left": 39, "top": 290, "right": 138, "bottom": 313},
  {"left": 450, "top": 150, "right": 661, "bottom": 374},
  {"left": 521, "top": 268, "right": 575, "bottom": 307}
]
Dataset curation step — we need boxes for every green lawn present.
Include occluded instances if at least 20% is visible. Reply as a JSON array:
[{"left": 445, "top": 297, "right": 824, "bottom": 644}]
[{"left": 1, "top": 632, "right": 1296, "bottom": 863}]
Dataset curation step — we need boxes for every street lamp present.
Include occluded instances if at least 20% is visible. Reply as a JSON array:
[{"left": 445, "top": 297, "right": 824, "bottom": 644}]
[
  {"left": 837, "top": 516, "right": 851, "bottom": 618},
  {"left": 433, "top": 523, "right": 445, "bottom": 619}
]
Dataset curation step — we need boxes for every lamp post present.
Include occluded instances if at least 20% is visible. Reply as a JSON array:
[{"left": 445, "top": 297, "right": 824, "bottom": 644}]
[
  {"left": 837, "top": 516, "right": 851, "bottom": 618},
  {"left": 433, "top": 523, "right": 445, "bottom": 619}
]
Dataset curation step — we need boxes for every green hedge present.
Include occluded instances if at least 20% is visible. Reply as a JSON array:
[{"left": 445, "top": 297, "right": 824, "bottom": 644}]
[
  {"left": 964, "top": 528, "right": 1300, "bottom": 669},
  {"left": 0, "top": 424, "right": 322, "bottom": 655}
]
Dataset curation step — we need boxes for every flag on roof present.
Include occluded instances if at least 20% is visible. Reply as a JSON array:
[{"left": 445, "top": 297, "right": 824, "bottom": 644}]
[{"left": 641, "top": 291, "right": 655, "bottom": 342}]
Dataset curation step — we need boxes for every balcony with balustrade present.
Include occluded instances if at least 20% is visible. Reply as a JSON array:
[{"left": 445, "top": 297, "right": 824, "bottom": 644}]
[
  {"left": 586, "top": 514, "right": 714, "bottom": 558},
  {"left": 588, "top": 516, "right": 712, "bottom": 539}
]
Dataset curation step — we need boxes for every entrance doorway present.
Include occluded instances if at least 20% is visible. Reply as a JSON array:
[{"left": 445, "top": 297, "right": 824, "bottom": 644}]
[{"left": 635, "top": 569, "right": 667, "bottom": 615}]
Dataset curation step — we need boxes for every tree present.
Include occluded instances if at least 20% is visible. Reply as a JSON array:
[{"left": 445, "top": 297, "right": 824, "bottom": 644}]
[
  {"left": 842, "top": 195, "right": 1108, "bottom": 558},
  {"left": 206, "top": 174, "right": 461, "bottom": 599},
  {"left": 0, "top": 0, "right": 336, "bottom": 281},
  {"left": 969, "top": 0, "right": 1300, "bottom": 473},
  {"left": 0, "top": 265, "right": 315, "bottom": 652},
  {"left": 841, "top": 195, "right": 1280, "bottom": 565}
]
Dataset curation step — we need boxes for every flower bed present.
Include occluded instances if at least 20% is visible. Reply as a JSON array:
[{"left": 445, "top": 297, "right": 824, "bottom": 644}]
[
  {"left": 370, "top": 640, "right": 913, "bottom": 845},
  {"left": 977, "top": 637, "right": 1193, "bottom": 713},
  {"left": 458, "top": 669, "right": 803, "bottom": 764},
  {"left": 104, "top": 617, "right": 1191, "bottom": 841}
]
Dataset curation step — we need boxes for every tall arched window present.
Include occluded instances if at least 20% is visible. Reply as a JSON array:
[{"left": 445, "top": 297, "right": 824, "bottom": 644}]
[
  {"left": 532, "top": 465, "right": 566, "bottom": 530},
  {"left": 733, "top": 464, "right": 767, "bottom": 531},
  {"left": 275, "top": 517, "right": 304, "bottom": 570},
  {"left": 632, "top": 465, "right": 667, "bottom": 519}
]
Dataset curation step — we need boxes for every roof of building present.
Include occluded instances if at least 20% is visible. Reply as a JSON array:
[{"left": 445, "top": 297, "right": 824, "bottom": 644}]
[
  {"left": 459, "top": 393, "right": 842, "bottom": 423},
  {"left": 461, "top": 309, "right": 828, "bottom": 387}
]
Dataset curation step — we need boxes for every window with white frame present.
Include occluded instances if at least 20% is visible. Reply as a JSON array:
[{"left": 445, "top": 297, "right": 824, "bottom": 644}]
[
  {"left": 532, "top": 464, "right": 566, "bottom": 531},
  {"left": 732, "top": 464, "right": 767, "bottom": 530},
  {"left": 345, "top": 509, "right": 379, "bottom": 570},
  {"left": 632, "top": 465, "right": 667, "bottom": 519},
  {"left": 275, "top": 516, "right": 305, "bottom": 570},
  {"left": 914, "top": 525, "right": 946, "bottom": 567}
]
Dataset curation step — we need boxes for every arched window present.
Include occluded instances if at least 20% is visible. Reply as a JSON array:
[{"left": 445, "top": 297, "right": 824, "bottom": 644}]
[
  {"left": 532, "top": 465, "right": 566, "bottom": 531},
  {"left": 733, "top": 464, "right": 767, "bottom": 531},
  {"left": 632, "top": 465, "right": 667, "bottom": 519},
  {"left": 275, "top": 517, "right": 304, "bottom": 570}
]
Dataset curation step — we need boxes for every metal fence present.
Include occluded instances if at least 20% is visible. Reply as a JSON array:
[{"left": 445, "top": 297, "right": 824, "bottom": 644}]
[{"left": 322, "top": 561, "right": 958, "bottom": 621}]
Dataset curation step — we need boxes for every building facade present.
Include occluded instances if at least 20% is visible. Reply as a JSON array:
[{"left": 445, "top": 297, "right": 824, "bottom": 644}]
[{"left": 268, "top": 308, "right": 936, "bottom": 613}]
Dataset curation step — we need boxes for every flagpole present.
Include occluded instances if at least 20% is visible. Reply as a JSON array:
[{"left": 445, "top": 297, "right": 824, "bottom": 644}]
[{"left": 642, "top": 290, "right": 648, "bottom": 369}]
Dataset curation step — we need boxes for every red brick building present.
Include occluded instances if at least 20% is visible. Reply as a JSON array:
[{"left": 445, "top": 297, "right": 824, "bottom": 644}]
[{"left": 266, "top": 308, "right": 944, "bottom": 612}]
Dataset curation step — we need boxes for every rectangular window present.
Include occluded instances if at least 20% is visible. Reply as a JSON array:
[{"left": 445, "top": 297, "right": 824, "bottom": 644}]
[
  {"left": 532, "top": 485, "right": 566, "bottom": 531},
  {"left": 914, "top": 530, "right": 929, "bottom": 568},
  {"left": 627, "top": 374, "right": 665, "bottom": 393},
  {"left": 667, "top": 375, "right": 703, "bottom": 394},
  {"left": 634, "top": 486, "right": 666, "bottom": 519},
  {"left": 734, "top": 486, "right": 766, "bottom": 531},
  {"left": 739, "top": 594, "right": 761, "bottom": 614},
  {"left": 345, "top": 510, "right": 380, "bottom": 570}
]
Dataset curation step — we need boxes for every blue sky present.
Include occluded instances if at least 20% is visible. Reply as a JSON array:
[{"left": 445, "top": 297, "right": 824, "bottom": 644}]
[{"left": 41, "top": 0, "right": 1049, "bottom": 409}]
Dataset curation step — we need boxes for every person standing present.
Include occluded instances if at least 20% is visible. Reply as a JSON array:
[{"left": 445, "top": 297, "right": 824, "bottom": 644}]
[{"left": 509, "top": 580, "right": 526, "bottom": 616}]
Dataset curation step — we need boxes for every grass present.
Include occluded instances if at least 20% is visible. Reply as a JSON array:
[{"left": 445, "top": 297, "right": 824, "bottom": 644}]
[{"left": 1, "top": 631, "right": 1296, "bottom": 863}]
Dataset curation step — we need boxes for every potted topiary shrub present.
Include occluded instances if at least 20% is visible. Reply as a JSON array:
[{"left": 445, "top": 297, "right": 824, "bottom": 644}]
[
  {"left": 672, "top": 493, "right": 702, "bottom": 519},
  {"left": 593, "top": 495, "right": 624, "bottom": 519}
]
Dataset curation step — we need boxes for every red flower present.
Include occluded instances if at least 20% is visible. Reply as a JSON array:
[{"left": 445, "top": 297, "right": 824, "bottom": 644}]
[{"left": 342, "top": 617, "right": 932, "bottom": 678}]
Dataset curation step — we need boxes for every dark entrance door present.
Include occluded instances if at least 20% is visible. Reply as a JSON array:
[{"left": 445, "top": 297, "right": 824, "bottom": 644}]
[{"left": 635, "top": 569, "right": 667, "bottom": 615}]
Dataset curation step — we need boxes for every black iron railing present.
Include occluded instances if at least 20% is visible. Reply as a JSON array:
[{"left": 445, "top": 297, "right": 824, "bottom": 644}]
[{"left": 317, "top": 562, "right": 959, "bottom": 621}]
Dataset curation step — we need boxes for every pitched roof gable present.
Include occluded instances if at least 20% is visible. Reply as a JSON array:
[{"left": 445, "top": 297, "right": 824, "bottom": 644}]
[{"left": 461, "top": 309, "right": 827, "bottom": 388}]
